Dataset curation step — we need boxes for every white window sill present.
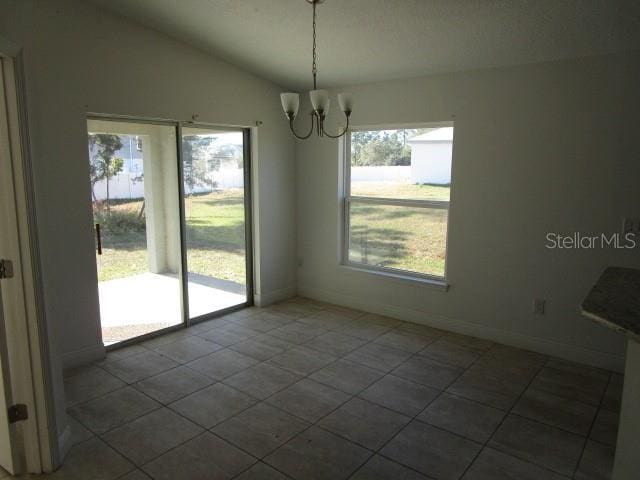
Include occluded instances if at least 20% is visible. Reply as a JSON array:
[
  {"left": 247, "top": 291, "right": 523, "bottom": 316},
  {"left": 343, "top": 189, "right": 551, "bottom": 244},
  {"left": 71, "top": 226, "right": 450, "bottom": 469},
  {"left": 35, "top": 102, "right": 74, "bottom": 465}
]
[{"left": 339, "top": 264, "right": 450, "bottom": 291}]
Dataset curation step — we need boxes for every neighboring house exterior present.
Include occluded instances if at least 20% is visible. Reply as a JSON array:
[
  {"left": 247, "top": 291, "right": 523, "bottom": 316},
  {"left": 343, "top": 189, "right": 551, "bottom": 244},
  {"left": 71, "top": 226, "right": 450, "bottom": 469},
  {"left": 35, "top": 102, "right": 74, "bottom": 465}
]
[{"left": 407, "top": 127, "right": 453, "bottom": 185}]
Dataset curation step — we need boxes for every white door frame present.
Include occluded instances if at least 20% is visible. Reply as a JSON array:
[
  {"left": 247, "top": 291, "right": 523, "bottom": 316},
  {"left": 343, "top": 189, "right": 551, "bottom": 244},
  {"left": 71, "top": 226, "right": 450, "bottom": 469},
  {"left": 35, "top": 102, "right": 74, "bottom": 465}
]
[{"left": 0, "top": 36, "right": 58, "bottom": 473}]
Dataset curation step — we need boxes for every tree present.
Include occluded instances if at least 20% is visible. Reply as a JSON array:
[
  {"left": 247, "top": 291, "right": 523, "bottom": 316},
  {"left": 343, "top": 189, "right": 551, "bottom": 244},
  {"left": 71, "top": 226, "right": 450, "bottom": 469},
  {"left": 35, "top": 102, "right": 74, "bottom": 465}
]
[
  {"left": 88, "top": 134, "right": 124, "bottom": 212},
  {"left": 182, "top": 135, "right": 218, "bottom": 193},
  {"left": 351, "top": 128, "right": 430, "bottom": 166}
]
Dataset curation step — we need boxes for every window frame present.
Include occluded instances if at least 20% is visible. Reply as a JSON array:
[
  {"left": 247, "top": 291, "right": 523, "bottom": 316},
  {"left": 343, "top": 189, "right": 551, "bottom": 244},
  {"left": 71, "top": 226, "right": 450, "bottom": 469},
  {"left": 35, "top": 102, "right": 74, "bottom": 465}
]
[{"left": 341, "top": 123, "right": 453, "bottom": 285}]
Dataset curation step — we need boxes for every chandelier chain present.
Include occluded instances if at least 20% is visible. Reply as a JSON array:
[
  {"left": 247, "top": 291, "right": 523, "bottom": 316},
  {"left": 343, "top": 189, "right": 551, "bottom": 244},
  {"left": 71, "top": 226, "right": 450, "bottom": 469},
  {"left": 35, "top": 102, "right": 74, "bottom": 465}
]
[{"left": 312, "top": 0, "right": 317, "bottom": 89}]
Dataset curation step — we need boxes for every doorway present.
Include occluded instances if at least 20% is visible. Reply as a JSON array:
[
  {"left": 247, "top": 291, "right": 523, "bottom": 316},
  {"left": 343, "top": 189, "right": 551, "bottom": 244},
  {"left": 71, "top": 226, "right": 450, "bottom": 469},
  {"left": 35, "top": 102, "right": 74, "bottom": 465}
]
[{"left": 86, "top": 118, "right": 253, "bottom": 346}]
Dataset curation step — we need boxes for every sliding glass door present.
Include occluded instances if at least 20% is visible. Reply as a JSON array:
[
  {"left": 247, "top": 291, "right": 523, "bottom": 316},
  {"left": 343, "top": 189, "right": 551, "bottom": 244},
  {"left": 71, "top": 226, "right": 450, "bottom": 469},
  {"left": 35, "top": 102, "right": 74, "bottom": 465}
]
[
  {"left": 87, "top": 119, "right": 182, "bottom": 345},
  {"left": 180, "top": 127, "right": 251, "bottom": 320},
  {"left": 87, "top": 118, "right": 252, "bottom": 346}
]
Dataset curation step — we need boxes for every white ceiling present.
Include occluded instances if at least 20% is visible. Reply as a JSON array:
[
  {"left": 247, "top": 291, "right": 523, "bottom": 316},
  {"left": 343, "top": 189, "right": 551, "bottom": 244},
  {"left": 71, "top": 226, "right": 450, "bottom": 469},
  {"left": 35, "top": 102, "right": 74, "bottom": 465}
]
[{"left": 88, "top": 0, "right": 640, "bottom": 90}]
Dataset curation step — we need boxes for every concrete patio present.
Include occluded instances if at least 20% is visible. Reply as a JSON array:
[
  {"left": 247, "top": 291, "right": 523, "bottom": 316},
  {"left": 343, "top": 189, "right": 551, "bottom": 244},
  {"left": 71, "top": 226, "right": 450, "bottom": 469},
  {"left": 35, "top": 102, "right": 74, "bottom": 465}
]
[{"left": 99, "top": 272, "right": 246, "bottom": 344}]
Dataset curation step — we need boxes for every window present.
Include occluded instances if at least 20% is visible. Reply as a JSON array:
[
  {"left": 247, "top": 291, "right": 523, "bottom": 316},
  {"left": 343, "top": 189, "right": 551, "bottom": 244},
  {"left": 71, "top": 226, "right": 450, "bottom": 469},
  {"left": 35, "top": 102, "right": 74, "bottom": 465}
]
[{"left": 343, "top": 124, "right": 453, "bottom": 281}]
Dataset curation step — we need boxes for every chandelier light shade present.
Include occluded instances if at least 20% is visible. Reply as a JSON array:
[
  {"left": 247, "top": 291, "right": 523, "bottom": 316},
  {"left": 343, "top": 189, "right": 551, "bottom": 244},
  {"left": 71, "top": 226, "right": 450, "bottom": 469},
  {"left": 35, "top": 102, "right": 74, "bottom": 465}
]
[
  {"left": 281, "top": 0, "right": 352, "bottom": 139},
  {"left": 280, "top": 93, "right": 300, "bottom": 118}
]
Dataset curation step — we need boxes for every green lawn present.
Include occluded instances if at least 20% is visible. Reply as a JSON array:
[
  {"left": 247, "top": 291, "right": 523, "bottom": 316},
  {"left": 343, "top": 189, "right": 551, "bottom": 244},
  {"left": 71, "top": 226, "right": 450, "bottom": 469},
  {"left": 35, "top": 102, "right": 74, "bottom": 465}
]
[
  {"left": 351, "top": 182, "right": 450, "bottom": 201},
  {"left": 349, "top": 182, "right": 450, "bottom": 277},
  {"left": 97, "top": 182, "right": 449, "bottom": 283},
  {"left": 96, "top": 189, "right": 246, "bottom": 283}
]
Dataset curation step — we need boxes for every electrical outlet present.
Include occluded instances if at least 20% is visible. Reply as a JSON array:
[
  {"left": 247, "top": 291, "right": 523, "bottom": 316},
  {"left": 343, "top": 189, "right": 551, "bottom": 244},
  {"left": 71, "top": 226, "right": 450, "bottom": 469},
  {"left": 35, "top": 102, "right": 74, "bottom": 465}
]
[
  {"left": 622, "top": 217, "right": 640, "bottom": 236},
  {"left": 533, "top": 299, "right": 546, "bottom": 315}
]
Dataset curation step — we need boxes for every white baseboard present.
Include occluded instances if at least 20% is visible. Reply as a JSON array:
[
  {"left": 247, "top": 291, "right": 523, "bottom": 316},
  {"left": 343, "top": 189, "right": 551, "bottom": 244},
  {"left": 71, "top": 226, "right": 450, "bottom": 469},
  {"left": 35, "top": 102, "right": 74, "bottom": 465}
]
[
  {"left": 61, "top": 343, "right": 106, "bottom": 371},
  {"left": 254, "top": 285, "right": 296, "bottom": 307},
  {"left": 298, "top": 284, "right": 625, "bottom": 372}
]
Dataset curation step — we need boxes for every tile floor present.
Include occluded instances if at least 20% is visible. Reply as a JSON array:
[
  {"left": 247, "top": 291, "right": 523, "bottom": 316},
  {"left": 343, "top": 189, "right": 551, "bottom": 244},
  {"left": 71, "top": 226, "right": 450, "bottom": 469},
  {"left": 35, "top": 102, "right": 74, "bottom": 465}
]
[{"left": 28, "top": 298, "right": 626, "bottom": 479}]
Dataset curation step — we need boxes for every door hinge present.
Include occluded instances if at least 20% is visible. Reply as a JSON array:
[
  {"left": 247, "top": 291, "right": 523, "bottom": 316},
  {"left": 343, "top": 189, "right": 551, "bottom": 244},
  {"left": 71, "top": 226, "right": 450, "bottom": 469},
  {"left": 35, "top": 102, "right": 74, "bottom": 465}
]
[
  {"left": 0, "top": 259, "right": 14, "bottom": 279},
  {"left": 8, "top": 404, "right": 28, "bottom": 423}
]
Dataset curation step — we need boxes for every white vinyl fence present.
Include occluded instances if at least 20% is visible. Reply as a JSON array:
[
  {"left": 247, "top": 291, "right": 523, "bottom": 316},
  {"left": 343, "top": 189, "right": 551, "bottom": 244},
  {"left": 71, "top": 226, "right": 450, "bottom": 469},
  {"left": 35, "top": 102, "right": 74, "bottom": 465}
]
[
  {"left": 93, "top": 168, "right": 245, "bottom": 201},
  {"left": 351, "top": 166, "right": 411, "bottom": 183}
]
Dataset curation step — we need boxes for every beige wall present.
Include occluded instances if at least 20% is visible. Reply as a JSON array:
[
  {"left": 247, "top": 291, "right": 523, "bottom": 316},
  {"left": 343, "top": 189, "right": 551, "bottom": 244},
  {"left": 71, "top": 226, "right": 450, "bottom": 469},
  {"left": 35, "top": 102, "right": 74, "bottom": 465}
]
[
  {"left": 0, "top": 0, "right": 296, "bottom": 459},
  {"left": 296, "top": 51, "right": 640, "bottom": 372}
]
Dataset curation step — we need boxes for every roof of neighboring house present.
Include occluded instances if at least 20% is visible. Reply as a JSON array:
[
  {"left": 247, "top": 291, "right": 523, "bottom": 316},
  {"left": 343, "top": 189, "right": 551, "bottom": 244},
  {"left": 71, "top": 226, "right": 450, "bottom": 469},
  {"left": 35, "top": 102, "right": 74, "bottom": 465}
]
[{"left": 408, "top": 127, "right": 454, "bottom": 143}]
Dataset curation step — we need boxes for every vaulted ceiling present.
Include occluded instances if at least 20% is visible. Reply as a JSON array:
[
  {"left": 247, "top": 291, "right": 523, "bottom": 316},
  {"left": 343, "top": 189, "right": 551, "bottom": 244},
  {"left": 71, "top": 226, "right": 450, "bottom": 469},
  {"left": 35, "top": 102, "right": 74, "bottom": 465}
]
[{"left": 88, "top": 0, "right": 640, "bottom": 90}]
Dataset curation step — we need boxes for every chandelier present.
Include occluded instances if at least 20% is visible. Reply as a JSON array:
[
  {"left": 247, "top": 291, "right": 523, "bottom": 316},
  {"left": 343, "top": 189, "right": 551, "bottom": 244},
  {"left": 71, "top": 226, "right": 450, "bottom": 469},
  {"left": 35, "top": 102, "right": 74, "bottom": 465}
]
[{"left": 280, "top": 0, "right": 353, "bottom": 139}]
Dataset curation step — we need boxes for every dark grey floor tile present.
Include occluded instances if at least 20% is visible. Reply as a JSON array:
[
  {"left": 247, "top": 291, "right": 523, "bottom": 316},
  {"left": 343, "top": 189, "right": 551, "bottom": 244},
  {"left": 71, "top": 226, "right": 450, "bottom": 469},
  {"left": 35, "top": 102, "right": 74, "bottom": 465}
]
[
  {"left": 188, "top": 317, "right": 231, "bottom": 334},
  {"left": 213, "top": 402, "right": 309, "bottom": 458},
  {"left": 170, "top": 383, "right": 257, "bottom": 428},
  {"left": 309, "top": 359, "right": 384, "bottom": 395},
  {"left": 512, "top": 387, "right": 598, "bottom": 435},
  {"left": 488, "top": 415, "right": 584, "bottom": 476},
  {"left": 152, "top": 336, "right": 224, "bottom": 363},
  {"left": 102, "top": 351, "right": 180, "bottom": 384},
  {"left": 473, "top": 354, "right": 542, "bottom": 381},
  {"left": 68, "top": 386, "right": 160, "bottom": 434},
  {"left": 360, "top": 313, "right": 402, "bottom": 327},
  {"left": 142, "top": 432, "right": 256, "bottom": 480},
  {"left": 419, "top": 338, "right": 481, "bottom": 368},
  {"left": 360, "top": 375, "right": 440, "bottom": 416},
  {"left": 373, "top": 330, "right": 432, "bottom": 353},
  {"left": 44, "top": 437, "right": 134, "bottom": 480},
  {"left": 186, "top": 348, "right": 257, "bottom": 380},
  {"left": 103, "top": 408, "right": 203, "bottom": 466},
  {"left": 133, "top": 365, "right": 213, "bottom": 404},
  {"left": 324, "top": 304, "right": 367, "bottom": 320},
  {"left": 99, "top": 344, "right": 148, "bottom": 364},
  {"left": 197, "top": 325, "right": 254, "bottom": 346},
  {"left": 610, "top": 372, "right": 623, "bottom": 385},
  {"left": 267, "top": 299, "right": 323, "bottom": 319},
  {"left": 318, "top": 397, "right": 410, "bottom": 450},
  {"left": 224, "top": 363, "right": 301, "bottom": 399},
  {"left": 64, "top": 367, "right": 126, "bottom": 407},
  {"left": 443, "top": 332, "right": 494, "bottom": 352},
  {"left": 417, "top": 392, "right": 505, "bottom": 443},
  {"left": 462, "top": 447, "right": 568, "bottom": 480},
  {"left": 601, "top": 381, "right": 622, "bottom": 413},
  {"left": 380, "top": 420, "right": 482, "bottom": 480},
  {"left": 574, "top": 440, "right": 614, "bottom": 480},
  {"left": 546, "top": 358, "right": 610, "bottom": 383},
  {"left": 351, "top": 455, "right": 429, "bottom": 480},
  {"left": 267, "top": 346, "right": 336, "bottom": 375},
  {"left": 304, "top": 331, "right": 367, "bottom": 356},
  {"left": 345, "top": 343, "right": 411, "bottom": 372},
  {"left": 590, "top": 409, "right": 619, "bottom": 446},
  {"left": 530, "top": 366, "right": 607, "bottom": 407},
  {"left": 447, "top": 364, "right": 529, "bottom": 410},
  {"left": 392, "top": 356, "right": 463, "bottom": 390},
  {"left": 234, "top": 462, "right": 290, "bottom": 480},
  {"left": 252, "top": 333, "right": 298, "bottom": 352},
  {"left": 118, "top": 470, "right": 152, "bottom": 480},
  {"left": 483, "top": 344, "right": 546, "bottom": 367},
  {"left": 266, "top": 378, "right": 350, "bottom": 422},
  {"left": 298, "top": 310, "right": 355, "bottom": 330},
  {"left": 264, "top": 426, "right": 370, "bottom": 480},
  {"left": 66, "top": 415, "right": 94, "bottom": 448},
  {"left": 396, "top": 322, "right": 445, "bottom": 340},
  {"left": 140, "top": 330, "right": 193, "bottom": 349},
  {"left": 229, "top": 338, "right": 287, "bottom": 361},
  {"left": 267, "top": 322, "right": 328, "bottom": 344},
  {"left": 337, "top": 319, "right": 392, "bottom": 341},
  {"left": 228, "top": 311, "right": 291, "bottom": 333}
]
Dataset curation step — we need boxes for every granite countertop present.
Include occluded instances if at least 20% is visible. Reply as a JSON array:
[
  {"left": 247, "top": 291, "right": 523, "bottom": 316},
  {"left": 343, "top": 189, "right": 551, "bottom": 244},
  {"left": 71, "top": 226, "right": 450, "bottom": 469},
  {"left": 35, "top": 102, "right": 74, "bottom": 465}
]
[{"left": 581, "top": 267, "right": 640, "bottom": 342}]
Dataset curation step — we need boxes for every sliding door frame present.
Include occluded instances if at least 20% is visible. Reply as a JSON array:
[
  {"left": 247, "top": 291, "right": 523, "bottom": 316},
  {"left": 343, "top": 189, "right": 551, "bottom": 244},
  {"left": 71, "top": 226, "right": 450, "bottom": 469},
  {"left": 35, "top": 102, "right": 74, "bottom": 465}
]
[
  {"left": 180, "top": 123, "right": 254, "bottom": 327},
  {"left": 86, "top": 114, "right": 254, "bottom": 346}
]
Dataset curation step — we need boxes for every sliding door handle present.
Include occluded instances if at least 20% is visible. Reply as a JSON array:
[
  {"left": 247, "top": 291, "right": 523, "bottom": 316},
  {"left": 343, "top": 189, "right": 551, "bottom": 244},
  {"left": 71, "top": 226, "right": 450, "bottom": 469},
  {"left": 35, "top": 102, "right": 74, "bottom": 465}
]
[{"left": 95, "top": 223, "right": 102, "bottom": 255}]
